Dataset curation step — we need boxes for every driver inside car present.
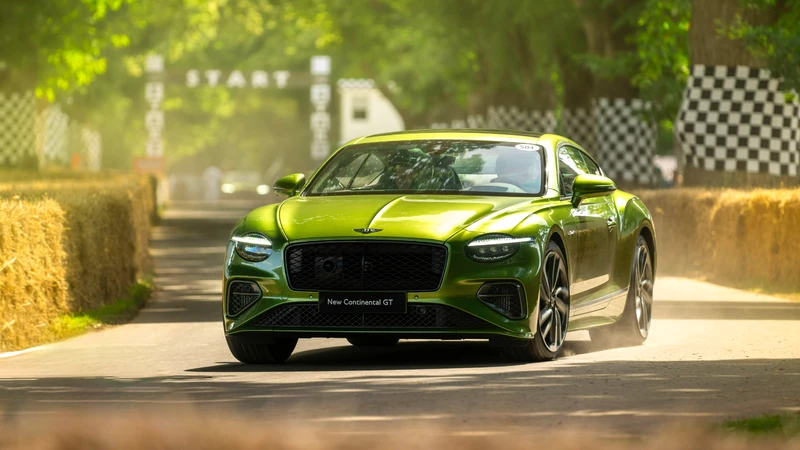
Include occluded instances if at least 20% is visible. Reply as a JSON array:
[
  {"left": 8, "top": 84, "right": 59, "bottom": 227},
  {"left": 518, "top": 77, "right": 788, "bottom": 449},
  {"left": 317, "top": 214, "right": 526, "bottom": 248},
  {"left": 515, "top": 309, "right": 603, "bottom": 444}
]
[
  {"left": 382, "top": 149, "right": 461, "bottom": 191},
  {"left": 490, "top": 150, "right": 541, "bottom": 193}
]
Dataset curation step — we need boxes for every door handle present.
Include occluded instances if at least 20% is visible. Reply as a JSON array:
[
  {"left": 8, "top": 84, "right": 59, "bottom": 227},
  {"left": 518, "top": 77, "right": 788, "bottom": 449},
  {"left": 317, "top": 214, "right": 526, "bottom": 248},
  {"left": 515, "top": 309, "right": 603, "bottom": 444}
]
[{"left": 607, "top": 217, "right": 617, "bottom": 229}]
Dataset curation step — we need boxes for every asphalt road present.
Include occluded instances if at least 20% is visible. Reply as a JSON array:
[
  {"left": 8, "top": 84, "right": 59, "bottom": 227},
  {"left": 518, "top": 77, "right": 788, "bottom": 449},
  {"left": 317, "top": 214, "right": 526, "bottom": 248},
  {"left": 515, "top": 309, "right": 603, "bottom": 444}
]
[{"left": 1, "top": 200, "right": 799, "bottom": 436}]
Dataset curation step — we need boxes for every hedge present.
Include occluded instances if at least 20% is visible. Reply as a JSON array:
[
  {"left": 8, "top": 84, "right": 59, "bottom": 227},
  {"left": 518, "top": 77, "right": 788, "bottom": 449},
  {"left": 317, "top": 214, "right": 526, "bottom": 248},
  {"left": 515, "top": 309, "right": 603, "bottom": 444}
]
[{"left": 0, "top": 175, "right": 153, "bottom": 351}]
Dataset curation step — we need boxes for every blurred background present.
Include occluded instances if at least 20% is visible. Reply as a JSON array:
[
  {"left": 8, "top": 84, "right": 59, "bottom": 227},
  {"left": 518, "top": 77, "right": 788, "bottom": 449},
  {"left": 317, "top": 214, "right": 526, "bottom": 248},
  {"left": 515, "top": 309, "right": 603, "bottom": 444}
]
[
  {"left": 2, "top": 2, "right": 800, "bottom": 445},
  {"left": 1, "top": 0, "right": 798, "bottom": 195}
]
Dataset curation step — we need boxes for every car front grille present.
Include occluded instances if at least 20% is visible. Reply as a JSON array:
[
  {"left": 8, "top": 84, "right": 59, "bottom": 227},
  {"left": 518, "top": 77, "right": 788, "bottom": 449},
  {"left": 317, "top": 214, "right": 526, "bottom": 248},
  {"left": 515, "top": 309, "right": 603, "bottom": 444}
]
[
  {"left": 285, "top": 241, "right": 447, "bottom": 291},
  {"left": 250, "top": 303, "right": 492, "bottom": 329}
]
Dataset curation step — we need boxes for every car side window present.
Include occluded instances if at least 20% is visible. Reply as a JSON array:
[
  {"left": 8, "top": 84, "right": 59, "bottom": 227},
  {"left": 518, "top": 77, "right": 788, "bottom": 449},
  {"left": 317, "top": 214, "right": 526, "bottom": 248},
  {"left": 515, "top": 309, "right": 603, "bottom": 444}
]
[
  {"left": 576, "top": 149, "right": 603, "bottom": 176},
  {"left": 558, "top": 146, "right": 584, "bottom": 197}
]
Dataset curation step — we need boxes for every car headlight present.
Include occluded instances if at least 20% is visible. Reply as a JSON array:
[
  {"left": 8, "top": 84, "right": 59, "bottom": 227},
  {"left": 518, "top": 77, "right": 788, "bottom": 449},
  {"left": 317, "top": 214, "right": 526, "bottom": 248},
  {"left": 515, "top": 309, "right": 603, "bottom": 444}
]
[
  {"left": 466, "top": 234, "right": 534, "bottom": 262},
  {"left": 231, "top": 233, "right": 273, "bottom": 261}
]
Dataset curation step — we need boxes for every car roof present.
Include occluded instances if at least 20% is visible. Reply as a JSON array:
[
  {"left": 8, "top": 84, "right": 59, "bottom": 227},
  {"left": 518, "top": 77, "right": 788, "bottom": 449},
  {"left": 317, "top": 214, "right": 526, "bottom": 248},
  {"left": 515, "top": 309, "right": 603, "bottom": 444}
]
[{"left": 353, "top": 129, "right": 557, "bottom": 145}]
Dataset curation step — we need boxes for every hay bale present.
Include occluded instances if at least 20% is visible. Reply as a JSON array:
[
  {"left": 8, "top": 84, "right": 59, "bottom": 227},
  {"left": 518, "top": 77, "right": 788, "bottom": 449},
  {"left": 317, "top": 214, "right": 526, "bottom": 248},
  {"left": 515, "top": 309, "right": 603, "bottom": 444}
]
[
  {"left": 638, "top": 187, "right": 800, "bottom": 291},
  {"left": 0, "top": 175, "right": 154, "bottom": 351},
  {"left": 0, "top": 198, "right": 69, "bottom": 351}
]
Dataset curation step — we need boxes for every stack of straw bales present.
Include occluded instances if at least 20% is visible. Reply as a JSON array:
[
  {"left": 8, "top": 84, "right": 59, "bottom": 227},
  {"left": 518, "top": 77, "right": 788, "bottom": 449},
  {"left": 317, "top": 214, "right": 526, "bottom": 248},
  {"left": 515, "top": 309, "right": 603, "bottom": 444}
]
[
  {"left": 638, "top": 188, "right": 800, "bottom": 291},
  {"left": 0, "top": 175, "right": 153, "bottom": 351}
]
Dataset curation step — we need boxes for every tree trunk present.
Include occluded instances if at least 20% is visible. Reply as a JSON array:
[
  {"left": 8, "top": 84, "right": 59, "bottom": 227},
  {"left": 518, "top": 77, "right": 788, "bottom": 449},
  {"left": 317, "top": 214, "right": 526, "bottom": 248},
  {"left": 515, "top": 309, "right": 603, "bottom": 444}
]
[
  {"left": 573, "top": 0, "right": 639, "bottom": 100},
  {"left": 557, "top": 51, "right": 594, "bottom": 111},
  {"left": 690, "top": 0, "right": 778, "bottom": 67}
]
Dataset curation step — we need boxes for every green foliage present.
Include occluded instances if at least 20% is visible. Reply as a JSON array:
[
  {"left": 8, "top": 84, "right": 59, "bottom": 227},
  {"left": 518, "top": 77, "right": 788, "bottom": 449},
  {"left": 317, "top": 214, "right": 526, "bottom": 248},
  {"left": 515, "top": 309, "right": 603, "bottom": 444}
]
[
  {"left": 574, "top": 0, "right": 690, "bottom": 121},
  {"left": 724, "top": 414, "right": 800, "bottom": 437},
  {"left": 5, "top": 0, "right": 798, "bottom": 172},
  {"left": 51, "top": 278, "right": 153, "bottom": 340},
  {"left": 631, "top": 0, "right": 691, "bottom": 116},
  {"left": 0, "top": 0, "right": 131, "bottom": 100},
  {"left": 725, "top": 0, "right": 800, "bottom": 93}
]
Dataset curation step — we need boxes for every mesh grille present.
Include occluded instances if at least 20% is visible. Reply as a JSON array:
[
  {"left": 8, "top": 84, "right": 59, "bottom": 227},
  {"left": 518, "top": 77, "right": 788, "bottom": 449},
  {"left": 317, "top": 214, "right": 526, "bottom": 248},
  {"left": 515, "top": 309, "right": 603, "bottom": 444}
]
[
  {"left": 477, "top": 282, "right": 525, "bottom": 319},
  {"left": 285, "top": 242, "right": 447, "bottom": 291},
  {"left": 227, "top": 280, "right": 261, "bottom": 316},
  {"left": 250, "top": 303, "right": 492, "bottom": 329}
]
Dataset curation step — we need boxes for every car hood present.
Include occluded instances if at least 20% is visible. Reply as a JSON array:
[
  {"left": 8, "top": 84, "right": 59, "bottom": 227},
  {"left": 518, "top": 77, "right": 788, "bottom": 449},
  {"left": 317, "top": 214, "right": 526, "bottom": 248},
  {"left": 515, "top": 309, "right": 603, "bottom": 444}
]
[{"left": 277, "top": 194, "right": 538, "bottom": 242}]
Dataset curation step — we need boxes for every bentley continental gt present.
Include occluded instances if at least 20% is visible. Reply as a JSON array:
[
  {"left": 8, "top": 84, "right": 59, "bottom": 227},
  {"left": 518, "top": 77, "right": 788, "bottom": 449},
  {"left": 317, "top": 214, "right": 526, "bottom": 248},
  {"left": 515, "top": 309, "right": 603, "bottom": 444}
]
[{"left": 222, "top": 130, "right": 656, "bottom": 363}]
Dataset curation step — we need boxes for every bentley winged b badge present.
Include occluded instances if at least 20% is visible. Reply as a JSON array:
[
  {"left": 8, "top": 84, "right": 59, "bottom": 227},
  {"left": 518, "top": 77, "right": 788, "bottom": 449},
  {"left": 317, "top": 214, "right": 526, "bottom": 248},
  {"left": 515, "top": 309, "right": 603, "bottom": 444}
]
[{"left": 353, "top": 228, "right": 383, "bottom": 234}]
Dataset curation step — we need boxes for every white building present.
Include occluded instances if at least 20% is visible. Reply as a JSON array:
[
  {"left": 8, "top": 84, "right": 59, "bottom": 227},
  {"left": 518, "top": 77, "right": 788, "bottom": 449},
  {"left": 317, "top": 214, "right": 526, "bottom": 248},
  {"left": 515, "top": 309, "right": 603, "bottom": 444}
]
[{"left": 337, "top": 79, "right": 405, "bottom": 144}]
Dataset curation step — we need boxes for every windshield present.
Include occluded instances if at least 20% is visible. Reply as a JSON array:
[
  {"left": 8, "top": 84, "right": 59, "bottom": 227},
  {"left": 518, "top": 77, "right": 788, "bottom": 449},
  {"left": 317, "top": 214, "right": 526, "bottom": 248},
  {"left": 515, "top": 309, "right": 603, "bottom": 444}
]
[{"left": 306, "top": 140, "right": 545, "bottom": 197}]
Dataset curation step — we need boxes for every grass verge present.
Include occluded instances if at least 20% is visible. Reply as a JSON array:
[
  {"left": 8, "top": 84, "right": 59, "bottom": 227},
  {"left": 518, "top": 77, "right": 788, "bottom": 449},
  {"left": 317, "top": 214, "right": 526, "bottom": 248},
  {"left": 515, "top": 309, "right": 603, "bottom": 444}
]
[
  {"left": 724, "top": 414, "right": 800, "bottom": 438},
  {"left": 49, "top": 279, "right": 153, "bottom": 342}
]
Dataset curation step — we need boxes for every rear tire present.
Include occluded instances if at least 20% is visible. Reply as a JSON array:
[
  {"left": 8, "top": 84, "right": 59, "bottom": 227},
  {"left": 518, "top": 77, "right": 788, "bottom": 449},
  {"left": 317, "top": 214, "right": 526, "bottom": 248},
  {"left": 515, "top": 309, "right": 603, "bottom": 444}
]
[
  {"left": 226, "top": 335, "right": 297, "bottom": 364},
  {"left": 346, "top": 336, "right": 400, "bottom": 347},
  {"left": 500, "top": 240, "right": 570, "bottom": 362},
  {"left": 589, "top": 234, "right": 653, "bottom": 347}
]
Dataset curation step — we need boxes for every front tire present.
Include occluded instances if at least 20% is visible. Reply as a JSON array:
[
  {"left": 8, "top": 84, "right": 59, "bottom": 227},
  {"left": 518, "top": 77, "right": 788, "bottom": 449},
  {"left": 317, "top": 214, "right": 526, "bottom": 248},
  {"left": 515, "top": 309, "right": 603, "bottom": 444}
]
[
  {"left": 226, "top": 335, "right": 297, "bottom": 364},
  {"left": 589, "top": 234, "right": 654, "bottom": 347},
  {"left": 501, "top": 240, "right": 570, "bottom": 362},
  {"left": 346, "top": 336, "right": 400, "bottom": 347}
]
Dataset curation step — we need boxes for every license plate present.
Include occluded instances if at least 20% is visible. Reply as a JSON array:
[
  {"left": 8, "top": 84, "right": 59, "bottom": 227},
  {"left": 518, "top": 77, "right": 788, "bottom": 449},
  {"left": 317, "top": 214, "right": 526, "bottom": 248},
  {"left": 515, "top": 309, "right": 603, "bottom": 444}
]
[{"left": 319, "top": 292, "right": 406, "bottom": 314}]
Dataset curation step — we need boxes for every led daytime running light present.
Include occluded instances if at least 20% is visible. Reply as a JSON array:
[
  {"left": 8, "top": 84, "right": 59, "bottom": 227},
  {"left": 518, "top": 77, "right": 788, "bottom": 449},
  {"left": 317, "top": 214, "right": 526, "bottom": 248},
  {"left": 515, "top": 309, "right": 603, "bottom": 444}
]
[
  {"left": 231, "top": 235, "right": 272, "bottom": 246},
  {"left": 231, "top": 233, "right": 273, "bottom": 262},
  {"left": 467, "top": 237, "right": 534, "bottom": 247}
]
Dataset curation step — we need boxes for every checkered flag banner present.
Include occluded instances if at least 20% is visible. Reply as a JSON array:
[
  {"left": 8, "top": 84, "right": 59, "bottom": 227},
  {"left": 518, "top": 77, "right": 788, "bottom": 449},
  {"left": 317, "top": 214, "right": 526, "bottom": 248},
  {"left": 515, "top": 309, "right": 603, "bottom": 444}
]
[
  {"left": 466, "top": 114, "right": 486, "bottom": 128},
  {"left": 0, "top": 91, "right": 37, "bottom": 167},
  {"left": 593, "top": 98, "right": 657, "bottom": 185},
  {"left": 39, "top": 105, "right": 70, "bottom": 166},
  {"left": 81, "top": 127, "right": 102, "bottom": 171},
  {"left": 677, "top": 65, "right": 800, "bottom": 176},
  {"left": 487, "top": 106, "right": 557, "bottom": 132},
  {"left": 561, "top": 107, "right": 597, "bottom": 154}
]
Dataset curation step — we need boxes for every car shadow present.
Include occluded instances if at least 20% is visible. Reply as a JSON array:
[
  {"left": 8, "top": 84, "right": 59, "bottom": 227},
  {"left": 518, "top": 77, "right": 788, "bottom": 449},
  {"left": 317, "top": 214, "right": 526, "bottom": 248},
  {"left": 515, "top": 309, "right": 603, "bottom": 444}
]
[{"left": 187, "top": 337, "right": 609, "bottom": 373}]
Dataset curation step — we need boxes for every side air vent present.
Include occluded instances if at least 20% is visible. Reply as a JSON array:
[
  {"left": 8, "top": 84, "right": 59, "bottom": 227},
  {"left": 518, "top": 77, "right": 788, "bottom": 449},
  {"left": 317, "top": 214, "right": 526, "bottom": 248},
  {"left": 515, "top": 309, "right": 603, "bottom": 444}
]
[
  {"left": 477, "top": 282, "right": 525, "bottom": 319},
  {"left": 227, "top": 280, "right": 262, "bottom": 316}
]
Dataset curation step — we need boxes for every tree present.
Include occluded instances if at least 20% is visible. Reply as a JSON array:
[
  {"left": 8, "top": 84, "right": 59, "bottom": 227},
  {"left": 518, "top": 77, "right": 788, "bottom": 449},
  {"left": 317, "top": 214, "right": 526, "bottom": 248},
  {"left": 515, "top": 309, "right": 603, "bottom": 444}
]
[
  {"left": 724, "top": 0, "right": 800, "bottom": 93},
  {"left": 0, "top": 0, "right": 132, "bottom": 99}
]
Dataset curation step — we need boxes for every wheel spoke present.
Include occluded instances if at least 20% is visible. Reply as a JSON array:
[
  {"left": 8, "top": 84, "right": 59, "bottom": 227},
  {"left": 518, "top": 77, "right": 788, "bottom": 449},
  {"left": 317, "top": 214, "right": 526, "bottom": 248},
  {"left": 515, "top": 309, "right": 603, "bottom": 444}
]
[
  {"left": 640, "top": 297, "right": 649, "bottom": 331},
  {"left": 541, "top": 313, "right": 552, "bottom": 338},
  {"left": 554, "top": 288, "right": 569, "bottom": 314},
  {"left": 554, "top": 308, "right": 562, "bottom": 347},
  {"left": 639, "top": 247, "right": 648, "bottom": 279},
  {"left": 550, "top": 257, "right": 559, "bottom": 296},
  {"left": 641, "top": 280, "right": 654, "bottom": 300},
  {"left": 540, "top": 307, "right": 553, "bottom": 323},
  {"left": 540, "top": 264, "right": 551, "bottom": 299}
]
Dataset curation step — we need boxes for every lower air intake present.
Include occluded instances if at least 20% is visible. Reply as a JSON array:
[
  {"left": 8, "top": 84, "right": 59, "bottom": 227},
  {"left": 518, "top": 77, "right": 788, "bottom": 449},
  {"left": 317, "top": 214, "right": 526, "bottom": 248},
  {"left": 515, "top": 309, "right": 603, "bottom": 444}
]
[
  {"left": 250, "top": 303, "right": 492, "bottom": 329},
  {"left": 477, "top": 282, "right": 526, "bottom": 319},
  {"left": 227, "top": 280, "right": 262, "bottom": 316}
]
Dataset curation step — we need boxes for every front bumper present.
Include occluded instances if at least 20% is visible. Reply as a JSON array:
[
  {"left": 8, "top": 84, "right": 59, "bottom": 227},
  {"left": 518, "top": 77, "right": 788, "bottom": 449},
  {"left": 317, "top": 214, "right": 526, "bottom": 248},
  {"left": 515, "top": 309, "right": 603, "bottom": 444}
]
[{"left": 223, "top": 238, "right": 544, "bottom": 340}]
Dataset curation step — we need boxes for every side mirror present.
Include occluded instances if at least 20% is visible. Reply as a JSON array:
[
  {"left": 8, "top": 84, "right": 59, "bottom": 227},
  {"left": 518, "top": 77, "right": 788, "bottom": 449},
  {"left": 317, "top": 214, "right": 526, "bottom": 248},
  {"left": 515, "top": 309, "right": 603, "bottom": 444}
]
[
  {"left": 571, "top": 174, "right": 616, "bottom": 208},
  {"left": 273, "top": 173, "right": 306, "bottom": 197}
]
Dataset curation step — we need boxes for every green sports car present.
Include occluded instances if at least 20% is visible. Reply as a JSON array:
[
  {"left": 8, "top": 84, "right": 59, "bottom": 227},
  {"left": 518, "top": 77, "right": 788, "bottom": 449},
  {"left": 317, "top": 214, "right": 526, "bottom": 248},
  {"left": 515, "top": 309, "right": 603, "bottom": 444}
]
[{"left": 223, "top": 130, "right": 656, "bottom": 363}]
